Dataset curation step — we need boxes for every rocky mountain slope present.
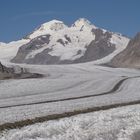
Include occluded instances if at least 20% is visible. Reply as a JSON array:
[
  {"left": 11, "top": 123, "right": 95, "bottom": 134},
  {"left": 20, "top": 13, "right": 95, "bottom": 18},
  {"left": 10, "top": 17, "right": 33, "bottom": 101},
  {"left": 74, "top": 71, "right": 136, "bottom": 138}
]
[
  {"left": 108, "top": 32, "right": 140, "bottom": 68},
  {"left": 11, "top": 18, "right": 129, "bottom": 64},
  {"left": 0, "top": 62, "right": 14, "bottom": 73},
  {"left": 0, "top": 62, "right": 16, "bottom": 79}
]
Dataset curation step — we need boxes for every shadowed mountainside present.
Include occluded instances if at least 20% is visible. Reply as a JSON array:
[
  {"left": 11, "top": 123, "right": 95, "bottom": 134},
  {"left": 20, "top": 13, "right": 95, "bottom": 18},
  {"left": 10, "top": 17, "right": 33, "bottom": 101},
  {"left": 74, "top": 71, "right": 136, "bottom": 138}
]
[{"left": 108, "top": 32, "right": 140, "bottom": 68}]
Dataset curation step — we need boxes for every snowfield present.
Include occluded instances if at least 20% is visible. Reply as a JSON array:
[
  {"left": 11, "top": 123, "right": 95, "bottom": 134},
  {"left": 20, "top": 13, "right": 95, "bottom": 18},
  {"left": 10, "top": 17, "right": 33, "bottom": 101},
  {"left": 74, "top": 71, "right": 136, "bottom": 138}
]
[{"left": 1, "top": 104, "right": 140, "bottom": 140}]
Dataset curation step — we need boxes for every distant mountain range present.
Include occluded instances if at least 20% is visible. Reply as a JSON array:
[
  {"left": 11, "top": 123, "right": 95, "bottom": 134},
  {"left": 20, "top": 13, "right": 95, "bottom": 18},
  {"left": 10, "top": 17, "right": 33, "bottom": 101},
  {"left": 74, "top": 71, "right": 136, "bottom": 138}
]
[{"left": 1, "top": 18, "right": 140, "bottom": 68}]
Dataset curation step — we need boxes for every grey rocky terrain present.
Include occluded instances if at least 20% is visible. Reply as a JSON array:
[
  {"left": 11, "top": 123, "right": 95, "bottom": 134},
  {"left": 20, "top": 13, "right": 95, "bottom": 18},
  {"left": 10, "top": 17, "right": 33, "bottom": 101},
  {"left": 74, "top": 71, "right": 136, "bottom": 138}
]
[
  {"left": 0, "top": 62, "right": 43, "bottom": 80},
  {"left": 108, "top": 32, "right": 140, "bottom": 68}
]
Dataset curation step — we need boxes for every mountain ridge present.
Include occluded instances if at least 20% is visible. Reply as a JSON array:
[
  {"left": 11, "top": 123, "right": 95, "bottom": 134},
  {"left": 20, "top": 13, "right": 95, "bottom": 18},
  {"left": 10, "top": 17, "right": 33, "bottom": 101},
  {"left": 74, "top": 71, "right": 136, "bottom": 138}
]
[
  {"left": 11, "top": 18, "right": 129, "bottom": 65},
  {"left": 0, "top": 18, "right": 129, "bottom": 65}
]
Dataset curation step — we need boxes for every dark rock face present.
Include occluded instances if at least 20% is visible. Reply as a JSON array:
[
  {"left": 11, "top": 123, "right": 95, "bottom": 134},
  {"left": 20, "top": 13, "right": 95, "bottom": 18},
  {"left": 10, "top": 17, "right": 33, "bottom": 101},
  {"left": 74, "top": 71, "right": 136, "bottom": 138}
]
[
  {"left": 11, "top": 34, "right": 51, "bottom": 63},
  {"left": 0, "top": 62, "right": 14, "bottom": 73},
  {"left": 57, "top": 39, "right": 66, "bottom": 46},
  {"left": 0, "top": 62, "right": 15, "bottom": 80},
  {"left": 24, "top": 48, "right": 60, "bottom": 64},
  {"left": 108, "top": 32, "right": 140, "bottom": 68},
  {"left": 73, "top": 29, "right": 115, "bottom": 63},
  {"left": 64, "top": 35, "right": 71, "bottom": 43},
  {"left": 12, "top": 29, "right": 116, "bottom": 65}
]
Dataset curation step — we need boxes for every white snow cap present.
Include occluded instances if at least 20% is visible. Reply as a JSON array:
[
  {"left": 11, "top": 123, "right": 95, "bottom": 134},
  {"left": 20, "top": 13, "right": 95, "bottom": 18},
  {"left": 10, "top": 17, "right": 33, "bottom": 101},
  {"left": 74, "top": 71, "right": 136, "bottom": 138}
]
[
  {"left": 29, "top": 18, "right": 97, "bottom": 39},
  {"left": 38, "top": 19, "right": 68, "bottom": 31},
  {"left": 72, "top": 18, "right": 96, "bottom": 29},
  {"left": 0, "top": 42, "right": 6, "bottom": 46}
]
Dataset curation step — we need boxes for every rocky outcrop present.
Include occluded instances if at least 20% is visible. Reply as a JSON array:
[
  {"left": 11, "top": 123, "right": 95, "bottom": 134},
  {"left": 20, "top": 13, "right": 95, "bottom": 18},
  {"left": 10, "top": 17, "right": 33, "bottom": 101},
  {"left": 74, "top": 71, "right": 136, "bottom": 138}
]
[
  {"left": 0, "top": 62, "right": 15, "bottom": 79},
  {"left": 0, "top": 62, "right": 14, "bottom": 73},
  {"left": 0, "top": 62, "right": 43, "bottom": 80},
  {"left": 11, "top": 35, "right": 51, "bottom": 63}
]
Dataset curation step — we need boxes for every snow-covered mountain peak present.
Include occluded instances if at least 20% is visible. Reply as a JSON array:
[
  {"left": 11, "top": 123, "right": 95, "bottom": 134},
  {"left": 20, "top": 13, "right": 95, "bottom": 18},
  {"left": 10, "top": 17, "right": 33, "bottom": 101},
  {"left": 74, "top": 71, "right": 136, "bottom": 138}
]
[
  {"left": 0, "top": 18, "right": 130, "bottom": 65},
  {"left": 72, "top": 18, "right": 96, "bottom": 30},
  {"left": 27, "top": 18, "right": 97, "bottom": 39},
  {"left": 28, "top": 20, "right": 67, "bottom": 39},
  {"left": 38, "top": 20, "right": 67, "bottom": 31}
]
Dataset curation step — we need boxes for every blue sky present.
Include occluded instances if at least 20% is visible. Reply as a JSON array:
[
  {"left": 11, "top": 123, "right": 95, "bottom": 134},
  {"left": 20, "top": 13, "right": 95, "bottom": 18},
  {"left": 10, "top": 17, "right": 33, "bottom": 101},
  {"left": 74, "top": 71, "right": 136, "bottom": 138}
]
[{"left": 0, "top": 0, "right": 140, "bottom": 42}]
